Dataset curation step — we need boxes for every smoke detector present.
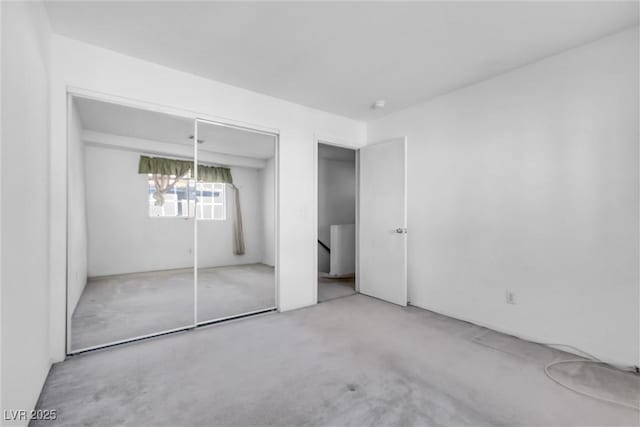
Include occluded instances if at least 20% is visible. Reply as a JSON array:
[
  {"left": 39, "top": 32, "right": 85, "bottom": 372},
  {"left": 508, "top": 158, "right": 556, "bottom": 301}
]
[{"left": 372, "top": 100, "right": 386, "bottom": 109}]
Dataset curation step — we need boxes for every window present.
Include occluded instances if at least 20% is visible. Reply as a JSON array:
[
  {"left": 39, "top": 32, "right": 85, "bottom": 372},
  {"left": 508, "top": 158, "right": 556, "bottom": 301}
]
[
  {"left": 147, "top": 174, "right": 225, "bottom": 220},
  {"left": 195, "top": 182, "right": 226, "bottom": 221}
]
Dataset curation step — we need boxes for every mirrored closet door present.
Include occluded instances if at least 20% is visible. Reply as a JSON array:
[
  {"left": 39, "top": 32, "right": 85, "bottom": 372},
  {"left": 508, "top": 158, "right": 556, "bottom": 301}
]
[
  {"left": 67, "top": 96, "right": 278, "bottom": 353},
  {"left": 195, "top": 119, "right": 277, "bottom": 324},
  {"left": 67, "top": 96, "right": 196, "bottom": 352}
]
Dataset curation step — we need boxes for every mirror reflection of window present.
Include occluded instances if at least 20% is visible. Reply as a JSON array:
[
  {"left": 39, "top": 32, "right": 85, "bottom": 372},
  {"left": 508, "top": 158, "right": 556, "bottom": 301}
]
[
  {"left": 147, "top": 173, "right": 193, "bottom": 218},
  {"left": 147, "top": 174, "right": 226, "bottom": 220},
  {"left": 196, "top": 182, "right": 226, "bottom": 221}
]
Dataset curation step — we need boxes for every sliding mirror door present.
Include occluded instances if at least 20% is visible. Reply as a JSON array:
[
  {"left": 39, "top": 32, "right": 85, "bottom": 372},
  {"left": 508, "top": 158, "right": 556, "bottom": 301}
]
[
  {"left": 67, "top": 98, "right": 277, "bottom": 351},
  {"left": 195, "top": 120, "right": 277, "bottom": 324},
  {"left": 67, "top": 96, "right": 196, "bottom": 352}
]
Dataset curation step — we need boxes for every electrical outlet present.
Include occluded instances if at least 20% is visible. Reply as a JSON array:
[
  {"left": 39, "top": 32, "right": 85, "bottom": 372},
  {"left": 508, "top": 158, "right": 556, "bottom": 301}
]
[{"left": 505, "top": 290, "right": 516, "bottom": 305}]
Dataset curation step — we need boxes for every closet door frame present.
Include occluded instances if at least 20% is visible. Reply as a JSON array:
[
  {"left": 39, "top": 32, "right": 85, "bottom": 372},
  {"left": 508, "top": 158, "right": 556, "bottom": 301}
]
[{"left": 64, "top": 88, "right": 280, "bottom": 355}]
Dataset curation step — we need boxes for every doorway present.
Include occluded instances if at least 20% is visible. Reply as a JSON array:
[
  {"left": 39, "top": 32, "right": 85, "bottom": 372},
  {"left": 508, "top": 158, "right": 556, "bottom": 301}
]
[
  {"left": 66, "top": 94, "right": 278, "bottom": 353},
  {"left": 316, "top": 142, "right": 358, "bottom": 302}
]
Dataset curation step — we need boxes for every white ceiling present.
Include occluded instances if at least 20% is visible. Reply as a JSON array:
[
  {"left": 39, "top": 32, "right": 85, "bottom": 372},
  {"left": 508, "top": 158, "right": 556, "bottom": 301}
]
[
  {"left": 74, "top": 97, "right": 276, "bottom": 159},
  {"left": 48, "top": 2, "right": 638, "bottom": 120}
]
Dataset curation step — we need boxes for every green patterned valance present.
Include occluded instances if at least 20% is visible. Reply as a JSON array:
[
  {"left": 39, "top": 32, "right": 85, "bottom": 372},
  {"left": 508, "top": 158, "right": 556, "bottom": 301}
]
[
  {"left": 138, "top": 155, "right": 191, "bottom": 177},
  {"left": 197, "top": 164, "right": 233, "bottom": 184},
  {"left": 138, "top": 155, "right": 233, "bottom": 184}
]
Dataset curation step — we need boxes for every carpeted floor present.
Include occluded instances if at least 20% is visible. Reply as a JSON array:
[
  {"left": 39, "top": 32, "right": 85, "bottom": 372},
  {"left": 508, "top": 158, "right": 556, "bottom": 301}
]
[
  {"left": 40, "top": 295, "right": 639, "bottom": 426},
  {"left": 71, "top": 264, "right": 276, "bottom": 350},
  {"left": 317, "top": 276, "right": 356, "bottom": 302}
]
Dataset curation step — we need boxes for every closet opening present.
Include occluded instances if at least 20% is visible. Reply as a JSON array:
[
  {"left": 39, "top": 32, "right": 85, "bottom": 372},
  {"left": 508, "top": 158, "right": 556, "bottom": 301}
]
[{"left": 316, "top": 142, "right": 358, "bottom": 303}]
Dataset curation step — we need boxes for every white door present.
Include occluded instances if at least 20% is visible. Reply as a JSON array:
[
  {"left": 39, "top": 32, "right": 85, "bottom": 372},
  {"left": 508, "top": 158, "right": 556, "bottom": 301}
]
[{"left": 358, "top": 137, "right": 407, "bottom": 306}]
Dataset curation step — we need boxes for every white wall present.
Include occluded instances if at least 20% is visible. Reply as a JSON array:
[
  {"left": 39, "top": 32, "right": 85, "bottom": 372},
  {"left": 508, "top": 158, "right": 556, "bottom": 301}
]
[
  {"left": 85, "top": 144, "right": 266, "bottom": 276},
  {"left": 329, "top": 224, "right": 356, "bottom": 276},
  {"left": 318, "top": 157, "right": 356, "bottom": 227},
  {"left": 317, "top": 156, "right": 356, "bottom": 272},
  {"left": 368, "top": 28, "right": 639, "bottom": 366},
  {"left": 49, "top": 36, "right": 366, "bottom": 359},
  {"left": 67, "top": 100, "right": 88, "bottom": 313},
  {"left": 260, "top": 156, "right": 276, "bottom": 267},
  {"left": 1, "top": 1, "right": 52, "bottom": 423}
]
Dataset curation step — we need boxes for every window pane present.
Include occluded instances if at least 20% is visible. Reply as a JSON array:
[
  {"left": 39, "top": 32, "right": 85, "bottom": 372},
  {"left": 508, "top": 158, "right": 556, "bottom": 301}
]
[
  {"left": 149, "top": 204, "right": 164, "bottom": 217},
  {"left": 213, "top": 204, "right": 225, "bottom": 220},
  {"left": 164, "top": 197, "right": 178, "bottom": 216},
  {"left": 212, "top": 186, "right": 224, "bottom": 203},
  {"left": 201, "top": 205, "right": 213, "bottom": 219}
]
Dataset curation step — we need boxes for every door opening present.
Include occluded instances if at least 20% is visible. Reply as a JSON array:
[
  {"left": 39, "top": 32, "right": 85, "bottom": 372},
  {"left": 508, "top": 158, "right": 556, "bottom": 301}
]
[{"left": 315, "top": 142, "right": 358, "bottom": 303}]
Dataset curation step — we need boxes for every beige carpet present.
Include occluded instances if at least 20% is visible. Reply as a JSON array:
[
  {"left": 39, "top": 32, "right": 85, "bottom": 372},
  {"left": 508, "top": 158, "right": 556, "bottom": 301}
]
[
  {"left": 37, "top": 295, "right": 639, "bottom": 426},
  {"left": 71, "top": 264, "right": 275, "bottom": 350},
  {"left": 317, "top": 275, "right": 356, "bottom": 302}
]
